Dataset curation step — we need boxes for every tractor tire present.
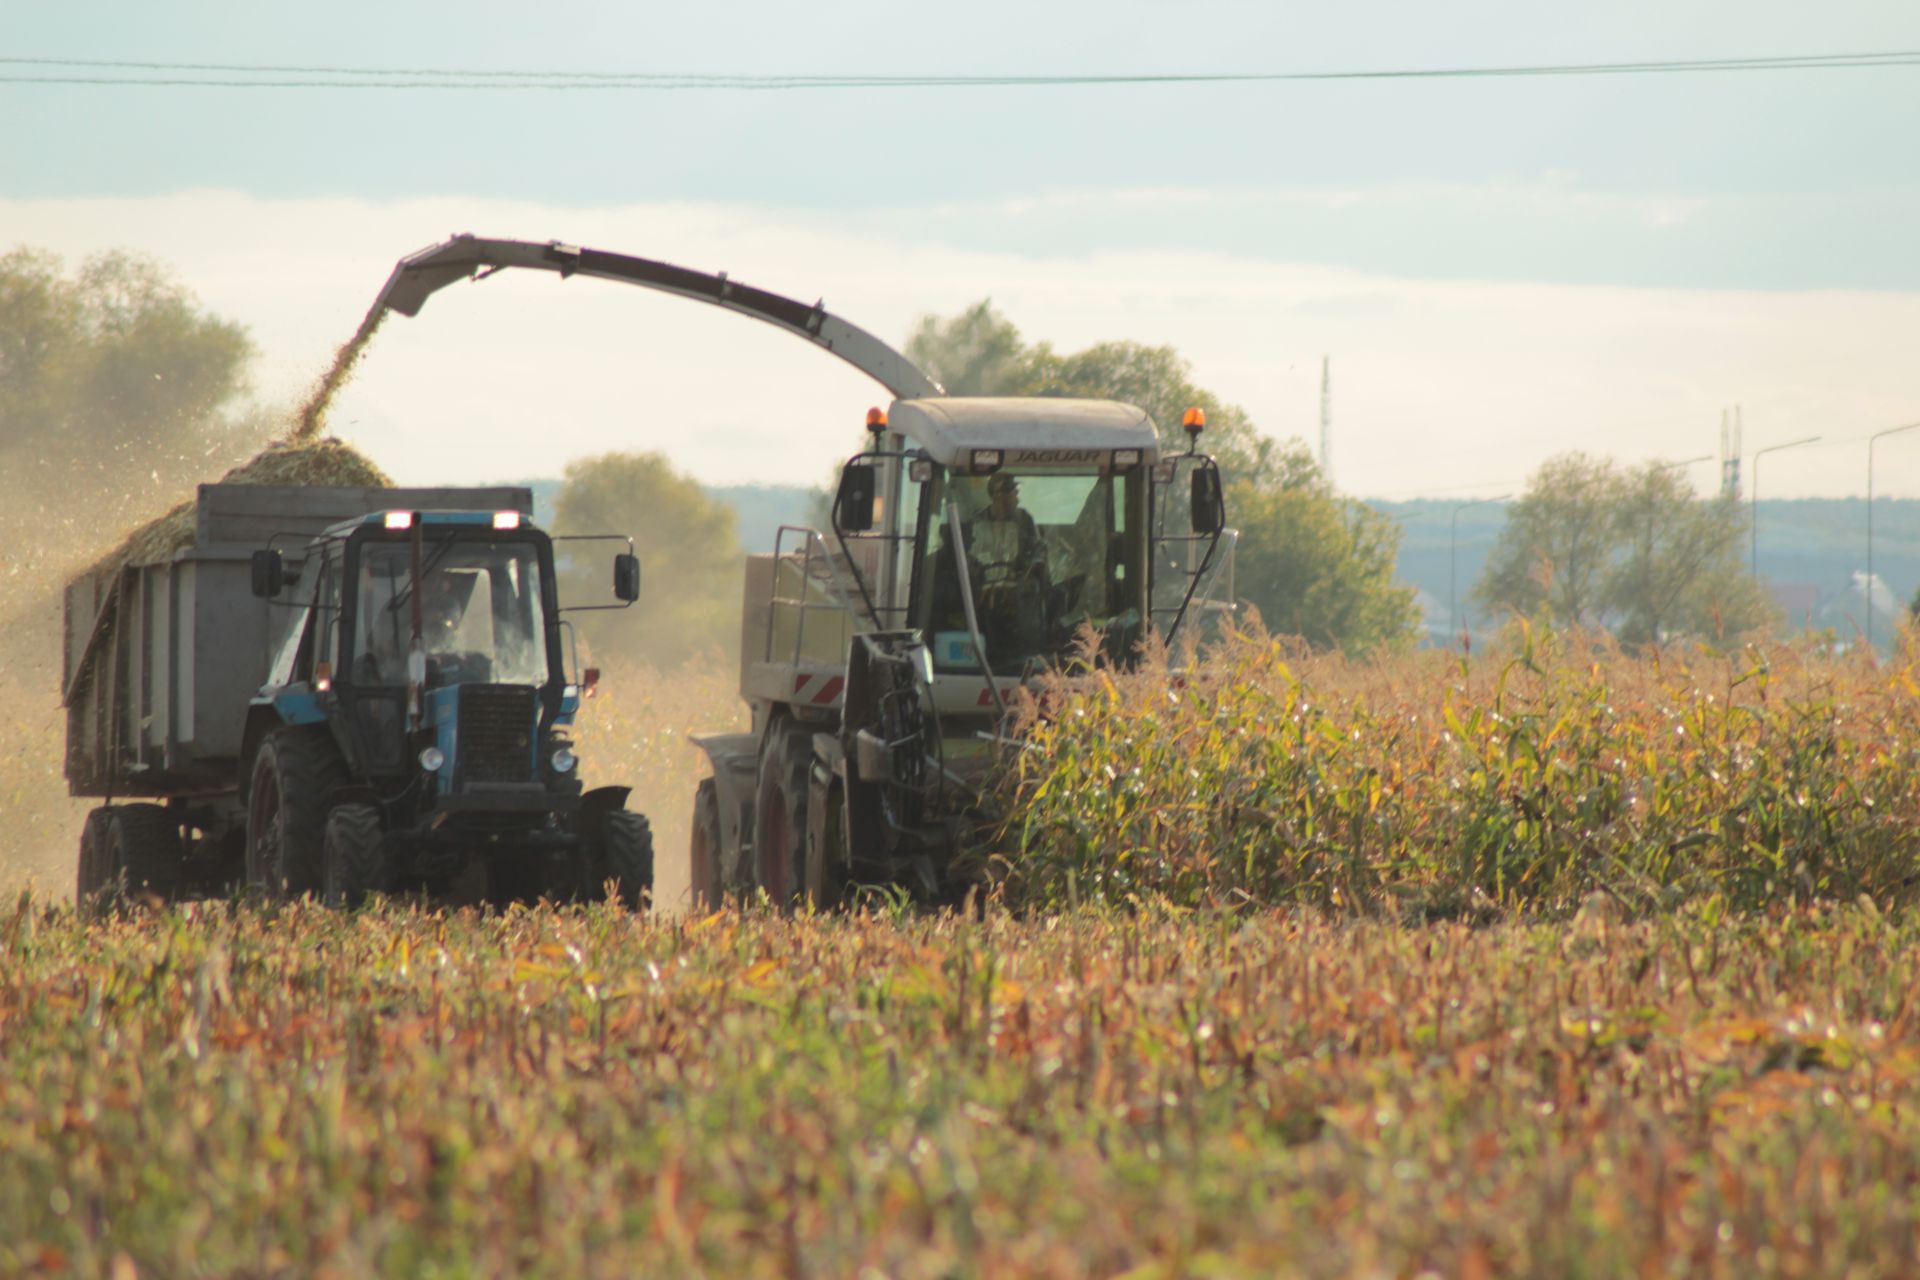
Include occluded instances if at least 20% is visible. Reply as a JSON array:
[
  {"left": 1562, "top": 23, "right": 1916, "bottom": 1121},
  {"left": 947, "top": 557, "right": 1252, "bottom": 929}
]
[
  {"left": 753, "top": 726, "right": 810, "bottom": 910},
  {"left": 803, "top": 780, "right": 852, "bottom": 912},
  {"left": 689, "top": 778, "right": 725, "bottom": 910},
  {"left": 76, "top": 807, "right": 114, "bottom": 913},
  {"left": 246, "top": 728, "right": 347, "bottom": 901},
  {"left": 84, "top": 804, "right": 184, "bottom": 913},
  {"left": 602, "top": 810, "right": 655, "bottom": 910},
  {"left": 321, "top": 803, "right": 387, "bottom": 909}
]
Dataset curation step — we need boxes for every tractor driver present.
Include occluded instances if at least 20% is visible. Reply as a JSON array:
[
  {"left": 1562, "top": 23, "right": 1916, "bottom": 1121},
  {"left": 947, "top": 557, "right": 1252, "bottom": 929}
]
[{"left": 363, "top": 567, "right": 473, "bottom": 684}]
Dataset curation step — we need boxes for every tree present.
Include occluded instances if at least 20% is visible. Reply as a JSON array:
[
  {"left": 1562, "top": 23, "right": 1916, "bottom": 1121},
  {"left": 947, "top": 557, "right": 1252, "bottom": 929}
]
[
  {"left": 1606, "top": 463, "right": 1770, "bottom": 644},
  {"left": 0, "top": 246, "right": 261, "bottom": 579},
  {"left": 551, "top": 451, "right": 745, "bottom": 669},
  {"left": 1476, "top": 452, "right": 1773, "bottom": 644},
  {"left": 905, "top": 300, "right": 1417, "bottom": 652},
  {"left": 1228, "top": 443, "right": 1417, "bottom": 650},
  {"left": 1475, "top": 454, "right": 1625, "bottom": 629}
]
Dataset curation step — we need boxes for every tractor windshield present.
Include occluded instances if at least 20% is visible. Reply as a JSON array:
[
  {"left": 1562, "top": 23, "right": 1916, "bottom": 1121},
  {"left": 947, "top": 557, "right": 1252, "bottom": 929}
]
[
  {"left": 922, "top": 469, "right": 1142, "bottom": 676},
  {"left": 353, "top": 538, "right": 550, "bottom": 687}
]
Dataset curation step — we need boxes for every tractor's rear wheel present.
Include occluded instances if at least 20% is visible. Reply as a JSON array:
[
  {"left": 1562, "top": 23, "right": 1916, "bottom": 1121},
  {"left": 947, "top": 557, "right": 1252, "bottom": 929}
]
[
  {"left": 77, "top": 807, "right": 114, "bottom": 913},
  {"left": 246, "top": 728, "right": 346, "bottom": 901},
  {"left": 690, "top": 778, "right": 725, "bottom": 910},
  {"left": 602, "top": 811, "right": 655, "bottom": 910},
  {"left": 753, "top": 726, "right": 810, "bottom": 910},
  {"left": 321, "top": 803, "right": 387, "bottom": 909}
]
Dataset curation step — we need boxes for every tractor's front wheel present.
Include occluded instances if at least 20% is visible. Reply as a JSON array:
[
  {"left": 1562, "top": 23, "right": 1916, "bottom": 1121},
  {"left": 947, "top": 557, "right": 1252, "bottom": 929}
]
[
  {"left": 803, "top": 781, "right": 852, "bottom": 912},
  {"left": 246, "top": 728, "right": 346, "bottom": 900},
  {"left": 602, "top": 810, "right": 654, "bottom": 910},
  {"left": 321, "top": 803, "right": 387, "bottom": 909}
]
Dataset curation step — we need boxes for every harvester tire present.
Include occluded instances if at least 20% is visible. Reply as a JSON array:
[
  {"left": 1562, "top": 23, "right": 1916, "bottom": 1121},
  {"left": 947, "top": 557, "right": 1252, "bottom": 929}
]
[
  {"left": 753, "top": 727, "right": 810, "bottom": 910},
  {"left": 246, "top": 728, "right": 347, "bottom": 901},
  {"left": 102, "top": 804, "right": 185, "bottom": 911},
  {"left": 321, "top": 803, "right": 387, "bottom": 909},
  {"left": 803, "top": 781, "right": 852, "bottom": 912},
  {"left": 690, "top": 778, "right": 725, "bottom": 910},
  {"left": 602, "top": 810, "right": 655, "bottom": 911}
]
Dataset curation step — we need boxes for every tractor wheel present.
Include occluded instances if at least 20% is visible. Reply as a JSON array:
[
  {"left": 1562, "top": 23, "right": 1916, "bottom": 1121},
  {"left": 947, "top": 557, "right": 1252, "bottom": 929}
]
[
  {"left": 321, "top": 803, "right": 387, "bottom": 909},
  {"left": 246, "top": 728, "right": 347, "bottom": 900},
  {"left": 803, "top": 780, "right": 852, "bottom": 912},
  {"left": 753, "top": 726, "right": 810, "bottom": 910},
  {"left": 76, "top": 807, "right": 114, "bottom": 913},
  {"left": 602, "top": 810, "right": 655, "bottom": 910},
  {"left": 690, "top": 778, "right": 725, "bottom": 910}
]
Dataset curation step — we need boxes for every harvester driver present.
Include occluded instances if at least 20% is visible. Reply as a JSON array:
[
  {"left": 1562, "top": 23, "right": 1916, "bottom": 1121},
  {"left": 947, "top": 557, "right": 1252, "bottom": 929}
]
[{"left": 965, "top": 473, "right": 1048, "bottom": 659}]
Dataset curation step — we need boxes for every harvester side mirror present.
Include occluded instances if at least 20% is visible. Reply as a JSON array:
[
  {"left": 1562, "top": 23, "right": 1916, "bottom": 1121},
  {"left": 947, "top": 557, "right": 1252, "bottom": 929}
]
[
  {"left": 835, "top": 463, "right": 878, "bottom": 533},
  {"left": 1191, "top": 468, "right": 1225, "bottom": 536},
  {"left": 250, "top": 549, "right": 285, "bottom": 598},
  {"left": 613, "top": 553, "right": 641, "bottom": 603}
]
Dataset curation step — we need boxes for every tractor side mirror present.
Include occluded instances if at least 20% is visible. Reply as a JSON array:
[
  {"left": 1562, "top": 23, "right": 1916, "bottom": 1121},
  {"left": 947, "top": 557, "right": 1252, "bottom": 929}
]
[
  {"left": 250, "top": 549, "right": 285, "bottom": 598},
  {"left": 835, "top": 463, "right": 877, "bottom": 533},
  {"left": 613, "top": 553, "right": 641, "bottom": 603},
  {"left": 1190, "top": 468, "right": 1225, "bottom": 536}
]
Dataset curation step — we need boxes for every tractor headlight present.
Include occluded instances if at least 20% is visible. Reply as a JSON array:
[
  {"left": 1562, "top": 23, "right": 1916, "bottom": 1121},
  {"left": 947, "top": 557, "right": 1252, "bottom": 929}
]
[
  {"left": 418, "top": 745, "right": 446, "bottom": 771},
  {"left": 550, "top": 746, "right": 578, "bottom": 774}
]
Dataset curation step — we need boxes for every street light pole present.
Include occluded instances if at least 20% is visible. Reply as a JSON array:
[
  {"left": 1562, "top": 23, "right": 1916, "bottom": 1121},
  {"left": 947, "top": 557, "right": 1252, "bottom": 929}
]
[
  {"left": 1750, "top": 435, "right": 1822, "bottom": 579},
  {"left": 1451, "top": 494, "right": 1510, "bottom": 651},
  {"left": 1867, "top": 421, "right": 1920, "bottom": 650}
]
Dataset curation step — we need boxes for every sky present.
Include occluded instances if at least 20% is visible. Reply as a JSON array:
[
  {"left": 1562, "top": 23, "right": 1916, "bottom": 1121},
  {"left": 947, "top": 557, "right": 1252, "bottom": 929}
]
[{"left": 3, "top": 0, "right": 1919, "bottom": 499}]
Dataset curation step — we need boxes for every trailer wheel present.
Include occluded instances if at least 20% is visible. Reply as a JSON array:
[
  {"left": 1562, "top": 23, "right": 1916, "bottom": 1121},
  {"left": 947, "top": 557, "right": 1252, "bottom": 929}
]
[
  {"left": 690, "top": 778, "right": 725, "bottom": 910},
  {"left": 81, "top": 804, "right": 184, "bottom": 913},
  {"left": 321, "top": 803, "right": 387, "bottom": 909},
  {"left": 602, "top": 810, "right": 655, "bottom": 910},
  {"left": 247, "top": 728, "right": 346, "bottom": 900},
  {"left": 77, "top": 807, "right": 115, "bottom": 912},
  {"left": 753, "top": 726, "right": 810, "bottom": 910}
]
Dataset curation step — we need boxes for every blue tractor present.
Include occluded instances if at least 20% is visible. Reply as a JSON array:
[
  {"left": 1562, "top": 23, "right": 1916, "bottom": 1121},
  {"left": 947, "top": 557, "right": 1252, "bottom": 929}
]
[{"left": 243, "top": 503, "right": 647, "bottom": 907}]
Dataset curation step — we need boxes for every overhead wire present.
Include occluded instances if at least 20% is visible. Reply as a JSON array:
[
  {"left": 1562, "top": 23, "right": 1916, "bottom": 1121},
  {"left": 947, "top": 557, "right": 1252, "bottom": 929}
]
[{"left": 1, "top": 50, "right": 1917, "bottom": 91}]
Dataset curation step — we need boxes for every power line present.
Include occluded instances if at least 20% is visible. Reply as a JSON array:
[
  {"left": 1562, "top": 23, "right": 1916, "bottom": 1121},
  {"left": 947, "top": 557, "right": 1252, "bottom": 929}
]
[{"left": 1, "top": 50, "right": 1917, "bottom": 91}]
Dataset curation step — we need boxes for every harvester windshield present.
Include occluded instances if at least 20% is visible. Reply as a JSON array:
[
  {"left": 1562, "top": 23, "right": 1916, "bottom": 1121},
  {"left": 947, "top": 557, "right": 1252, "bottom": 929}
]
[
  {"left": 922, "top": 468, "right": 1143, "bottom": 676},
  {"left": 355, "top": 541, "right": 550, "bottom": 686}
]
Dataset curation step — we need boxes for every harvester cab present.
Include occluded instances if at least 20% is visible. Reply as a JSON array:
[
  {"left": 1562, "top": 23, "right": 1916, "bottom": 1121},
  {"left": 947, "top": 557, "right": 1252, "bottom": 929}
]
[{"left": 243, "top": 505, "right": 649, "bottom": 907}]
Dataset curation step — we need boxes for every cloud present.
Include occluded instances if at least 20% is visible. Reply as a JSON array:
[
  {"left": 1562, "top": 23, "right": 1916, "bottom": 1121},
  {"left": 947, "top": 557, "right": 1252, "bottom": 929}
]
[{"left": 3, "top": 191, "right": 1917, "bottom": 500}]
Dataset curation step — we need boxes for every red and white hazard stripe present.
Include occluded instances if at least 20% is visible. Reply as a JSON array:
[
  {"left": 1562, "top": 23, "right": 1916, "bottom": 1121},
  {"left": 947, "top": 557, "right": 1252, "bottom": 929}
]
[{"left": 790, "top": 673, "right": 845, "bottom": 706}]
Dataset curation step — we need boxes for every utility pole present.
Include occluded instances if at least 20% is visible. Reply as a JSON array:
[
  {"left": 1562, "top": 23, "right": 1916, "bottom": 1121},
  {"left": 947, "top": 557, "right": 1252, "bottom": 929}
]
[
  {"left": 1866, "top": 421, "right": 1920, "bottom": 650},
  {"left": 1319, "top": 356, "right": 1332, "bottom": 488},
  {"left": 1450, "top": 494, "right": 1510, "bottom": 651},
  {"left": 1750, "top": 434, "right": 1821, "bottom": 578},
  {"left": 1720, "top": 407, "right": 1744, "bottom": 499}
]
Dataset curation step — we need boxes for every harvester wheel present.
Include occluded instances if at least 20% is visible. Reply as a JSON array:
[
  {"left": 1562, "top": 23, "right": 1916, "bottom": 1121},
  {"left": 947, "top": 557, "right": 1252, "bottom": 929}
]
[
  {"left": 246, "top": 728, "right": 347, "bottom": 901},
  {"left": 321, "top": 803, "right": 387, "bottom": 909},
  {"left": 803, "top": 781, "right": 852, "bottom": 911},
  {"left": 753, "top": 727, "right": 810, "bottom": 910},
  {"left": 690, "top": 778, "right": 725, "bottom": 910},
  {"left": 602, "top": 810, "right": 655, "bottom": 911}
]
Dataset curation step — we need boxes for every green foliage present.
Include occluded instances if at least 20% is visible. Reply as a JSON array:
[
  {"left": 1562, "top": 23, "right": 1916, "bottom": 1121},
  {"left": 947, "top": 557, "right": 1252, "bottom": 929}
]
[
  {"left": 1476, "top": 452, "right": 1772, "bottom": 644},
  {"left": 0, "top": 246, "right": 255, "bottom": 472},
  {"left": 904, "top": 300, "right": 1416, "bottom": 652},
  {"left": 998, "top": 625, "right": 1920, "bottom": 914},
  {"left": 551, "top": 451, "right": 744, "bottom": 669}
]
